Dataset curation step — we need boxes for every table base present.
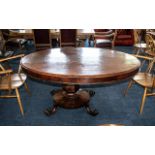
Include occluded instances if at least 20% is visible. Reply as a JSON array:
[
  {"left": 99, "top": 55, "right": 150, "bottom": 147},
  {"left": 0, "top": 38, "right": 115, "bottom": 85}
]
[{"left": 44, "top": 84, "right": 98, "bottom": 116}]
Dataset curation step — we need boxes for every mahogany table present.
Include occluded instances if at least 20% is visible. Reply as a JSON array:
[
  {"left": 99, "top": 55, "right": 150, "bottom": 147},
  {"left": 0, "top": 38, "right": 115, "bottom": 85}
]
[{"left": 20, "top": 47, "right": 140, "bottom": 116}]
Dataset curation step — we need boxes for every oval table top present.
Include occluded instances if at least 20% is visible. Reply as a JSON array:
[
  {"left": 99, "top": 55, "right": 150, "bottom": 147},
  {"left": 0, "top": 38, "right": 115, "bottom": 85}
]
[{"left": 20, "top": 47, "right": 141, "bottom": 84}]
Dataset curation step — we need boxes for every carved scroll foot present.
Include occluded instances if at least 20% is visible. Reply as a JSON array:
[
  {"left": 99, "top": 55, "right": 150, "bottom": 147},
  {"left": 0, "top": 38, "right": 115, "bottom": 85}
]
[
  {"left": 85, "top": 105, "right": 99, "bottom": 116},
  {"left": 44, "top": 105, "right": 57, "bottom": 116}
]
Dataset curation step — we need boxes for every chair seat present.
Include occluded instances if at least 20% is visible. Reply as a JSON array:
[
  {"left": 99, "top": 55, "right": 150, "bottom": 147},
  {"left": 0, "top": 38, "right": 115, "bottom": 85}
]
[
  {"left": 0, "top": 73, "right": 27, "bottom": 89},
  {"left": 96, "top": 39, "right": 112, "bottom": 44},
  {"left": 95, "top": 39, "right": 112, "bottom": 48},
  {"left": 133, "top": 72, "right": 154, "bottom": 87},
  {"left": 96, "top": 39, "right": 111, "bottom": 44},
  {"left": 134, "top": 43, "right": 146, "bottom": 49}
]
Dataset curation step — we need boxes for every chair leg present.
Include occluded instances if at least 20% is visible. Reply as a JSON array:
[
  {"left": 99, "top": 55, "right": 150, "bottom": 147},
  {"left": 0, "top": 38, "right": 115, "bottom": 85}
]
[
  {"left": 136, "top": 48, "right": 141, "bottom": 55},
  {"left": 94, "top": 40, "right": 96, "bottom": 47},
  {"left": 124, "top": 80, "right": 134, "bottom": 96},
  {"left": 15, "top": 88, "right": 24, "bottom": 116},
  {"left": 24, "top": 82, "right": 31, "bottom": 95},
  {"left": 19, "top": 43, "right": 22, "bottom": 51},
  {"left": 139, "top": 87, "right": 147, "bottom": 114}
]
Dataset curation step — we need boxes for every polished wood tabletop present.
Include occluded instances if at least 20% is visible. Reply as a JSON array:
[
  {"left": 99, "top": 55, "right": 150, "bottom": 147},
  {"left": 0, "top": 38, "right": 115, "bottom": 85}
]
[{"left": 21, "top": 47, "right": 140, "bottom": 84}]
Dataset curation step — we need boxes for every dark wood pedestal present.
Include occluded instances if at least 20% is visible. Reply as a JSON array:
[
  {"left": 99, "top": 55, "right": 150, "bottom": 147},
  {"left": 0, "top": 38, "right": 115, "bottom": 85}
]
[{"left": 44, "top": 84, "right": 98, "bottom": 116}]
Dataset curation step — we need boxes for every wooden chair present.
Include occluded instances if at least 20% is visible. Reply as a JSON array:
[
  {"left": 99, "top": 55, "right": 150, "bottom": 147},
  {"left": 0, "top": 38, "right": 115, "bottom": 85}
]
[
  {"left": 1, "top": 29, "right": 27, "bottom": 52},
  {"left": 33, "top": 29, "right": 52, "bottom": 51},
  {"left": 124, "top": 34, "right": 155, "bottom": 114},
  {"left": 94, "top": 29, "right": 117, "bottom": 49},
  {"left": 60, "top": 29, "right": 77, "bottom": 47},
  {"left": 132, "top": 34, "right": 155, "bottom": 69},
  {"left": 0, "top": 54, "right": 30, "bottom": 115},
  {"left": 133, "top": 29, "right": 147, "bottom": 55}
]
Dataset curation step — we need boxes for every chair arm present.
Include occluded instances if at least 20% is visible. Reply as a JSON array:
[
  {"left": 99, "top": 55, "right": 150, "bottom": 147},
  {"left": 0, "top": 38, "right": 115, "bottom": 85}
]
[
  {"left": 132, "top": 54, "right": 153, "bottom": 61},
  {"left": 0, "top": 69, "right": 13, "bottom": 75},
  {"left": 0, "top": 54, "right": 25, "bottom": 63}
]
